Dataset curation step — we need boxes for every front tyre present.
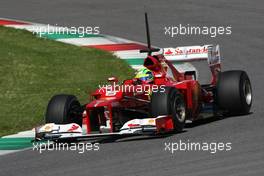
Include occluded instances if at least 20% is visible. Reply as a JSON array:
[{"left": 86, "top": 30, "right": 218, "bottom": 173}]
[
  {"left": 216, "top": 70, "right": 252, "bottom": 115},
  {"left": 150, "top": 87, "right": 186, "bottom": 132},
  {"left": 45, "top": 94, "right": 83, "bottom": 126}
]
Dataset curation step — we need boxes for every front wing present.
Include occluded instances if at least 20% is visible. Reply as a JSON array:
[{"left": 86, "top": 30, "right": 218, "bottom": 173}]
[{"left": 34, "top": 115, "right": 174, "bottom": 142}]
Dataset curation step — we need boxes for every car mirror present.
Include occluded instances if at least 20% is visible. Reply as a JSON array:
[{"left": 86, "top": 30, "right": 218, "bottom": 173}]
[{"left": 108, "top": 76, "right": 118, "bottom": 83}]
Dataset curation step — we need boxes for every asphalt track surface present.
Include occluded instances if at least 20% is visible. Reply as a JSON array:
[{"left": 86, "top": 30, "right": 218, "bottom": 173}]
[{"left": 0, "top": 0, "right": 264, "bottom": 176}]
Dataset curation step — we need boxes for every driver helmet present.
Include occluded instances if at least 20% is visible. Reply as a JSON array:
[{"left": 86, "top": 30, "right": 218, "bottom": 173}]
[{"left": 135, "top": 67, "right": 153, "bottom": 83}]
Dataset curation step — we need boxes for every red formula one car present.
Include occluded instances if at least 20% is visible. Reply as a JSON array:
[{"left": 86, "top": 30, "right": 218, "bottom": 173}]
[{"left": 35, "top": 13, "right": 252, "bottom": 142}]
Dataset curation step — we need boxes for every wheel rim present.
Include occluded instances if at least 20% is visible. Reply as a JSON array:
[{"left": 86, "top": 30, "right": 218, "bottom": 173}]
[
  {"left": 243, "top": 79, "right": 252, "bottom": 105},
  {"left": 173, "top": 97, "right": 186, "bottom": 122}
]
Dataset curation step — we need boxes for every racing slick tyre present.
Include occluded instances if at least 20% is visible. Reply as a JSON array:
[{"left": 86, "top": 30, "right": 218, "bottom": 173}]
[
  {"left": 150, "top": 87, "right": 186, "bottom": 132},
  {"left": 216, "top": 70, "right": 252, "bottom": 115},
  {"left": 45, "top": 94, "right": 83, "bottom": 126}
]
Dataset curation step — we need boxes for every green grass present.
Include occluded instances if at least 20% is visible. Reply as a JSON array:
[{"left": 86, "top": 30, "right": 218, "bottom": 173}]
[{"left": 0, "top": 26, "right": 134, "bottom": 136}]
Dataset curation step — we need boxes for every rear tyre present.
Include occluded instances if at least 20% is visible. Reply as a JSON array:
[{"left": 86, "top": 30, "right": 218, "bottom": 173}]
[
  {"left": 216, "top": 70, "right": 252, "bottom": 115},
  {"left": 46, "top": 94, "right": 83, "bottom": 126},
  {"left": 151, "top": 87, "right": 186, "bottom": 132}
]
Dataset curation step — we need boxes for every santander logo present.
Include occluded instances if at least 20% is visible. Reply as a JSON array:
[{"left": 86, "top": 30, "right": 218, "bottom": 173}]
[
  {"left": 164, "top": 49, "right": 173, "bottom": 55},
  {"left": 164, "top": 46, "right": 208, "bottom": 56},
  {"left": 67, "top": 124, "right": 80, "bottom": 132}
]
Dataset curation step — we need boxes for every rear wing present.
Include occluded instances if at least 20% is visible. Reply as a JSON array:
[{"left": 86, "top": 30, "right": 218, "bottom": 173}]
[
  {"left": 163, "top": 45, "right": 221, "bottom": 85},
  {"left": 163, "top": 45, "right": 221, "bottom": 66}
]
